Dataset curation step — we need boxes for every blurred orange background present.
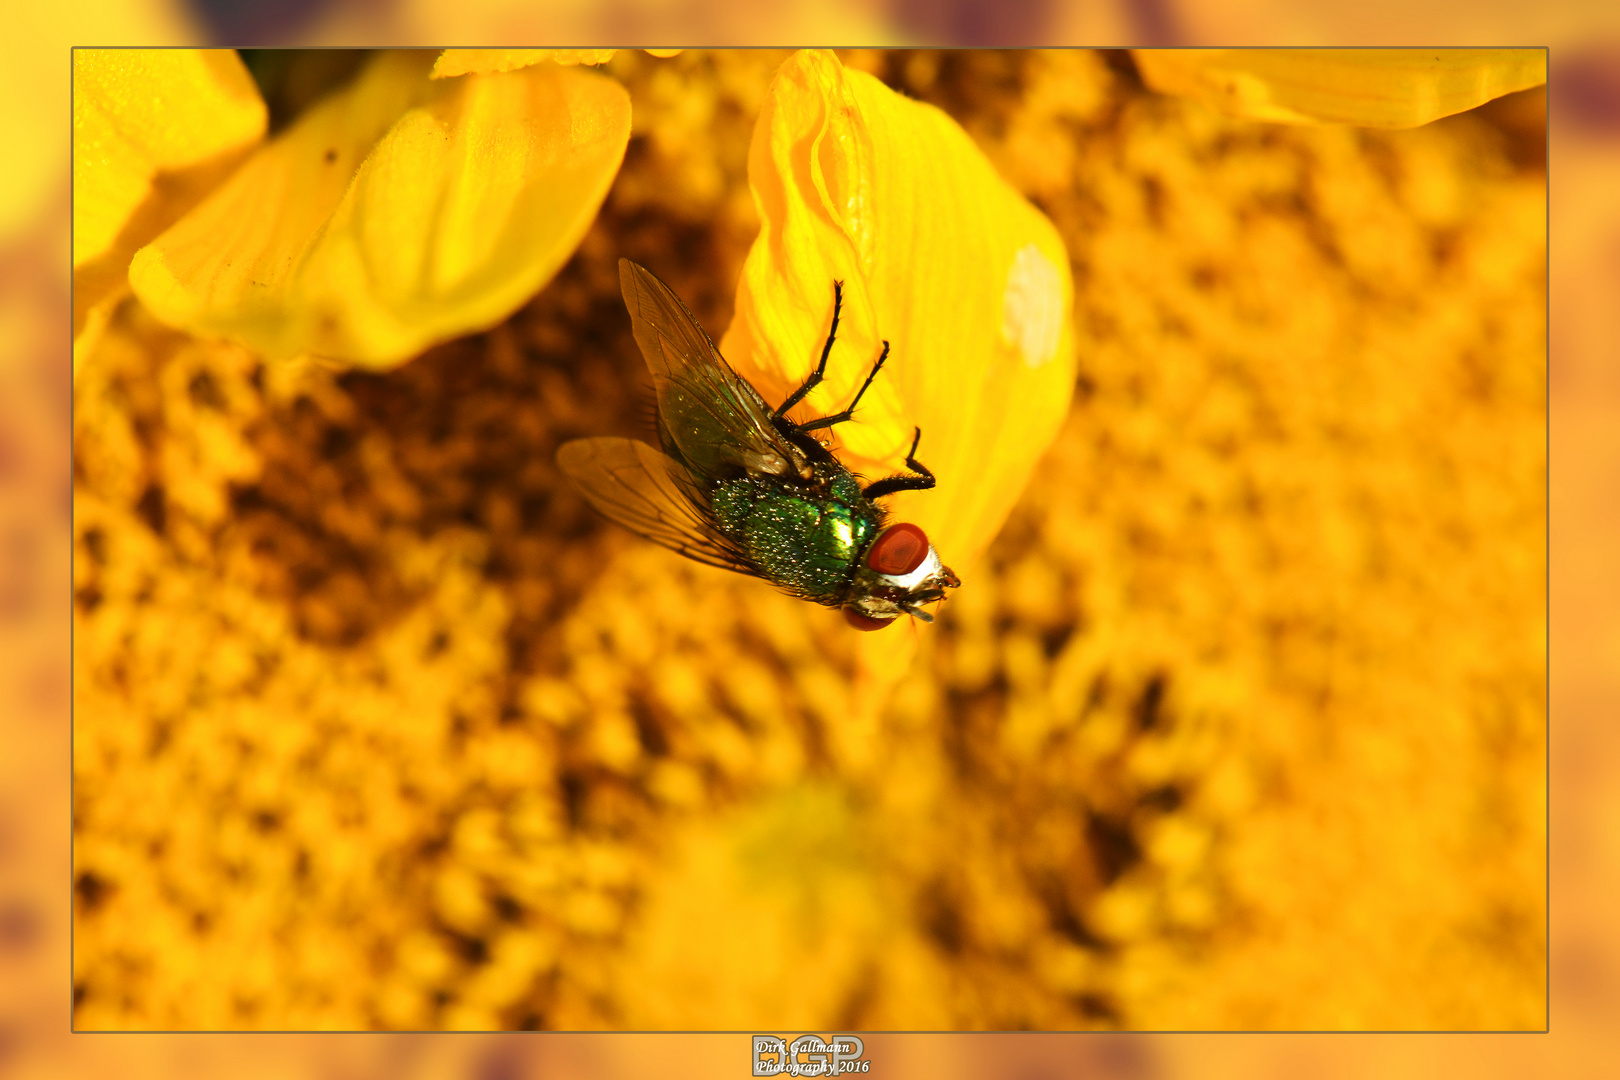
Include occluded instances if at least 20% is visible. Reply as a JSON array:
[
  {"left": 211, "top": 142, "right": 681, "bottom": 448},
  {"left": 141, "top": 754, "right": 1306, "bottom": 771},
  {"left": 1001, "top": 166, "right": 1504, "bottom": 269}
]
[{"left": 3, "top": 3, "right": 1607, "bottom": 1080}]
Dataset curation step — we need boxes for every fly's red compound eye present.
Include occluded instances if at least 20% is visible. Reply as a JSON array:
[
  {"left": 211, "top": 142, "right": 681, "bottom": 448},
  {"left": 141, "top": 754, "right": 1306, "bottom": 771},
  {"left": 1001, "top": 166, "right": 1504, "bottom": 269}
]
[
  {"left": 866, "top": 522, "right": 930, "bottom": 576},
  {"left": 844, "top": 608, "right": 895, "bottom": 631}
]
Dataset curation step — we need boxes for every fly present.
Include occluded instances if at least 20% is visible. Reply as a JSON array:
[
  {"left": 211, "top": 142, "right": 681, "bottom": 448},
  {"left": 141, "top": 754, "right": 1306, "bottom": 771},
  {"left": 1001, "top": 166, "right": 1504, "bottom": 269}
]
[{"left": 557, "top": 259, "right": 960, "bottom": 630}]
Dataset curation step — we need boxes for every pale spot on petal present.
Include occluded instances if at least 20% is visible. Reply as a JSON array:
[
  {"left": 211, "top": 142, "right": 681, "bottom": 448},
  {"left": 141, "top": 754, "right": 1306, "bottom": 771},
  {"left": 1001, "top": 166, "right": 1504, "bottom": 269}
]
[{"left": 1001, "top": 243, "right": 1063, "bottom": 369}]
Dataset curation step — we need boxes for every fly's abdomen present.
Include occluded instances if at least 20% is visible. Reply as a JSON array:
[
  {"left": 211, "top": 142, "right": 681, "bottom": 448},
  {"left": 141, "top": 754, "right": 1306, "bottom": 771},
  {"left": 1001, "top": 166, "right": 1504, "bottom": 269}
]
[{"left": 709, "top": 477, "right": 879, "bottom": 603}]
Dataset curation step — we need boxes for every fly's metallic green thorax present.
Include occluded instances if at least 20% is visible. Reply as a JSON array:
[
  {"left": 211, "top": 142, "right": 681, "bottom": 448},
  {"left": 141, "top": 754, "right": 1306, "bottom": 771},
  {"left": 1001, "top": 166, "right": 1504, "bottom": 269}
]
[
  {"left": 556, "top": 260, "right": 960, "bottom": 630},
  {"left": 707, "top": 459, "right": 885, "bottom": 605}
]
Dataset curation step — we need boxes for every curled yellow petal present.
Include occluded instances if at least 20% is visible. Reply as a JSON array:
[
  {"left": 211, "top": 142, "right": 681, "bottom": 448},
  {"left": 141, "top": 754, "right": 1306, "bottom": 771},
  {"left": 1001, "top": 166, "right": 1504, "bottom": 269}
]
[
  {"left": 719, "top": 50, "right": 1074, "bottom": 676},
  {"left": 432, "top": 49, "right": 617, "bottom": 79},
  {"left": 73, "top": 49, "right": 266, "bottom": 268},
  {"left": 1133, "top": 48, "right": 1547, "bottom": 130},
  {"left": 130, "top": 51, "right": 630, "bottom": 368},
  {"left": 72, "top": 49, "right": 266, "bottom": 373}
]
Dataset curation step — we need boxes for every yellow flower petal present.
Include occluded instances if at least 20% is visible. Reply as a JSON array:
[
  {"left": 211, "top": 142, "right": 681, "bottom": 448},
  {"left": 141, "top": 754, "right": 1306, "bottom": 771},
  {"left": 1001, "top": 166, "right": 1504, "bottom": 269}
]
[
  {"left": 73, "top": 49, "right": 266, "bottom": 268},
  {"left": 1133, "top": 48, "right": 1547, "bottom": 130},
  {"left": 129, "top": 51, "right": 630, "bottom": 368},
  {"left": 72, "top": 49, "right": 266, "bottom": 374},
  {"left": 720, "top": 49, "right": 1075, "bottom": 584},
  {"left": 432, "top": 49, "right": 617, "bottom": 79}
]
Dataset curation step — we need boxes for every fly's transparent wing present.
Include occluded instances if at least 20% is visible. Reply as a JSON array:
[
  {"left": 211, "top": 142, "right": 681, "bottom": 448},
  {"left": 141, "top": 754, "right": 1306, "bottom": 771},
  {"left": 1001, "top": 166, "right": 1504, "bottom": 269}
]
[
  {"left": 556, "top": 436, "right": 757, "bottom": 574},
  {"left": 619, "top": 259, "right": 801, "bottom": 482}
]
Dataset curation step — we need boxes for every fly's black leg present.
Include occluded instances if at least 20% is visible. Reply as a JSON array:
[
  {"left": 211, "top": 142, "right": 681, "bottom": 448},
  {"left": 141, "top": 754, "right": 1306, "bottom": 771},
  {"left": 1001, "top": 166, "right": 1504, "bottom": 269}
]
[
  {"left": 863, "top": 427, "right": 937, "bottom": 500},
  {"left": 776, "top": 280, "right": 897, "bottom": 439},
  {"left": 794, "top": 341, "right": 890, "bottom": 435},
  {"left": 774, "top": 281, "right": 843, "bottom": 420}
]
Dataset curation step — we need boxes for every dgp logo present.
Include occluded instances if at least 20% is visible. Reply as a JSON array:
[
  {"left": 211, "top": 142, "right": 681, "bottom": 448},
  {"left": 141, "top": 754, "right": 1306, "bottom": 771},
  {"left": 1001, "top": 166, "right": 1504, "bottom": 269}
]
[{"left": 752, "top": 1034, "right": 869, "bottom": 1076}]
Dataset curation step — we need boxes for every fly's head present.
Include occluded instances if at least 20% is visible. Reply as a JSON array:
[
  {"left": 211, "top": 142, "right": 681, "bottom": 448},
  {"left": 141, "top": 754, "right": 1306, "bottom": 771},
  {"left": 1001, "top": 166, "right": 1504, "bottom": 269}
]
[{"left": 843, "top": 522, "right": 961, "bottom": 630}]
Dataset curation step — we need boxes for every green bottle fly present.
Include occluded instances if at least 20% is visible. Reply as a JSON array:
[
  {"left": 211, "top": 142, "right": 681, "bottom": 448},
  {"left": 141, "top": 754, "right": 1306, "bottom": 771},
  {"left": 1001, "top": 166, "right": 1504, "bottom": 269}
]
[{"left": 557, "top": 260, "right": 959, "bottom": 629}]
